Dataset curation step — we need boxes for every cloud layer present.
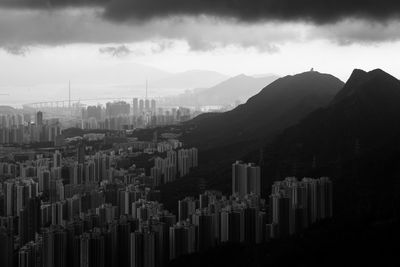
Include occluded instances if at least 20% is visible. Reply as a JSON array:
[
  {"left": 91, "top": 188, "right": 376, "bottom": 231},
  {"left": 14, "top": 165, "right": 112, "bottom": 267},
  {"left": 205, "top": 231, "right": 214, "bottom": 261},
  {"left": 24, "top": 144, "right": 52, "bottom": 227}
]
[
  {"left": 104, "top": 0, "right": 400, "bottom": 24},
  {"left": 1, "top": 5, "right": 400, "bottom": 55},
  {"left": 2, "top": 0, "right": 400, "bottom": 23},
  {"left": 0, "top": 9, "right": 304, "bottom": 51}
]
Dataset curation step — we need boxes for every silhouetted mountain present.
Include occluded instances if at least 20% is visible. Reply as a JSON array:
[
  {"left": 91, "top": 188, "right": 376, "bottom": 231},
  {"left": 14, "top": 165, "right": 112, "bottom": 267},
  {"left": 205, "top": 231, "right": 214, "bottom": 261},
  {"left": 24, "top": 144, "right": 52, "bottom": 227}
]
[
  {"left": 272, "top": 68, "right": 400, "bottom": 164},
  {"left": 184, "top": 70, "right": 344, "bottom": 150},
  {"left": 168, "top": 74, "right": 279, "bottom": 106},
  {"left": 266, "top": 68, "right": 400, "bottom": 219}
]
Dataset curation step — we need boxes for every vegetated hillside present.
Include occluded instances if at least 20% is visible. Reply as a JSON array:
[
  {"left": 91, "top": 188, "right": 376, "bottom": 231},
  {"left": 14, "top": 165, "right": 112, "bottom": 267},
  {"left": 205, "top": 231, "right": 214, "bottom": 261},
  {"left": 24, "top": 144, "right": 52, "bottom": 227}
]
[
  {"left": 184, "top": 70, "right": 344, "bottom": 151},
  {"left": 262, "top": 69, "right": 400, "bottom": 219}
]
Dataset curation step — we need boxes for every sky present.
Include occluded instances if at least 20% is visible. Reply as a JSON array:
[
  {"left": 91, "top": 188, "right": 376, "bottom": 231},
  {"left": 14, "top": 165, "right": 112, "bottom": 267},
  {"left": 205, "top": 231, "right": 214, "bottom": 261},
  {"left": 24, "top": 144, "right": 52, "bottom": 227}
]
[{"left": 1, "top": 1, "right": 400, "bottom": 106}]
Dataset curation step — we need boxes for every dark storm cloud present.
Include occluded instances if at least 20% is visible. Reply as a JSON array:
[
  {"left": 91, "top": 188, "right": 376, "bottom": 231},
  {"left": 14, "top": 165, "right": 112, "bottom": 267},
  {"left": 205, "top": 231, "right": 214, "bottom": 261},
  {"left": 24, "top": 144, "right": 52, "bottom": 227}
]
[
  {"left": 103, "top": 0, "right": 400, "bottom": 23},
  {"left": 0, "top": 0, "right": 106, "bottom": 8},
  {"left": 1, "top": 3, "right": 400, "bottom": 55},
  {"left": 0, "top": 9, "right": 300, "bottom": 53},
  {"left": 2, "top": 0, "right": 400, "bottom": 23},
  {"left": 312, "top": 19, "right": 400, "bottom": 45}
]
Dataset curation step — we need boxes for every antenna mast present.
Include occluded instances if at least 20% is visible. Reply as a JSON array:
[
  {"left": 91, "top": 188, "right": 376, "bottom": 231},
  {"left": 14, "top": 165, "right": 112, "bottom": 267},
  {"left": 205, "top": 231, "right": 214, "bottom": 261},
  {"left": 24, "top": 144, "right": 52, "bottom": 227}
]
[{"left": 69, "top": 81, "right": 71, "bottom": 109}]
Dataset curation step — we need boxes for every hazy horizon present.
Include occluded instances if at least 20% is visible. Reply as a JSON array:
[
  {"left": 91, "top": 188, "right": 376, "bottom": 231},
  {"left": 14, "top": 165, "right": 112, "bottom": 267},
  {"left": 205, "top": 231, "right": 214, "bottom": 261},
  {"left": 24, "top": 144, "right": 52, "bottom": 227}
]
[
  {"left": 2, "top": 3, "right": 400, "bottom": 107},
  {"left": 1, "top": 63, "right": 399, "bottom": 108}
]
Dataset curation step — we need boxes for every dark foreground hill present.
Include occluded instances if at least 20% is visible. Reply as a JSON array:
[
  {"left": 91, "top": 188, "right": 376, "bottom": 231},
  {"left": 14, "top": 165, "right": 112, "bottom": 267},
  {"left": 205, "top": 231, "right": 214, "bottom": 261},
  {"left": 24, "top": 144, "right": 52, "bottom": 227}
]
[
  {"left": 260, "top": 69, "right": 400, "bottom": 219},
  {"left": 272, "top": 69, "right": 400, "bottom": 162}
]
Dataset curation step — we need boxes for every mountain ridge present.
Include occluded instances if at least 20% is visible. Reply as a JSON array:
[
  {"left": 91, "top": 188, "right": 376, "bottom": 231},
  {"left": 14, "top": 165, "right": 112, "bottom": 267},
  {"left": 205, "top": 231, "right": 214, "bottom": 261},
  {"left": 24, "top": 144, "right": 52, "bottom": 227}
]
[{"left": 183, "top": 70, "right": 344, "bottom": 150}]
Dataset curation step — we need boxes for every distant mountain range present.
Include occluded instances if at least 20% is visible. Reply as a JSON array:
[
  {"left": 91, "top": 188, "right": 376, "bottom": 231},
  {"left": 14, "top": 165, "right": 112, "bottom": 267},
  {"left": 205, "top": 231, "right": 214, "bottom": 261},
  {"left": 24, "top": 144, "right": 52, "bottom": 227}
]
[
  {"left": 0, "top": 65, "right": 231, "bottom": 106},
  {"left": 165, "top": 74, "right": 279, "bottom": 106}
]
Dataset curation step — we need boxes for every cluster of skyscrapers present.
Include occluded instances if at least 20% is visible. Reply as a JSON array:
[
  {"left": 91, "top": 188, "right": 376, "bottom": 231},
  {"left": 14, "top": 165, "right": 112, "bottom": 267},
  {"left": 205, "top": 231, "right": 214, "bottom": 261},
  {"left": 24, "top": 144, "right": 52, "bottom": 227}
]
[
  {"left": 1, "top": 100, "right": 197, "bottom": 144},
  {"left": 0, "top": 121, "right": 206, "bottom": 266},
  {"left": 169, "top": 176, "right": 332, "bottom": 256},
  {"left": 132, "top": 98, "right": 157, "bottom": 116},
  {"left": 0, "top": 140, "right": 200, "bottom": 267},
  {"left": 0, "top": 143, "right": 331, "bottom": 267},
  {"left": 151, "top": 148, "right": 198, "bottom": 186},
  {"left": 232, "top": 160, "right": 261, "bottom": 197},
  {"left": 1, "top": 180, "right": 175, "bottom": 267},
  {"left": 81, "top": 100, "right": 193, "bottom": 130},
  {"left": 0, "top": 112, "right": 61, "bottom": 145},
  {"left": 270, "top": 177, "right": 333, "bottom": 237}
]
